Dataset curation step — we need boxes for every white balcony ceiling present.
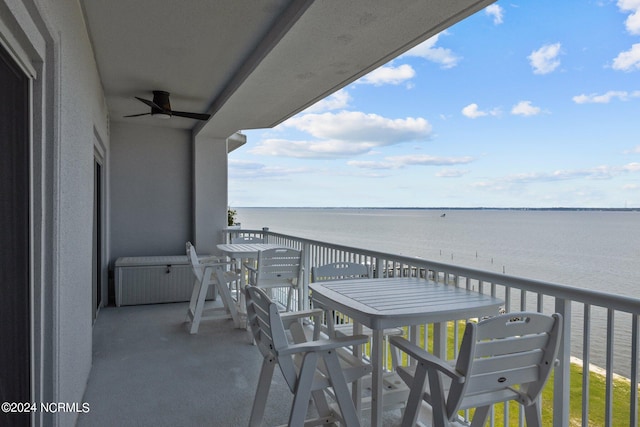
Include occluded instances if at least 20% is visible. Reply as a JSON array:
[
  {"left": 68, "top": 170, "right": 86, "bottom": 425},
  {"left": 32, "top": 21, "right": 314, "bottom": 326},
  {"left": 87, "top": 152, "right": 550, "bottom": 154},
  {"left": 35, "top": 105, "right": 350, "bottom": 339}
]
[{"left": 81, "top": 0, "right": 494, "bottom": 138}]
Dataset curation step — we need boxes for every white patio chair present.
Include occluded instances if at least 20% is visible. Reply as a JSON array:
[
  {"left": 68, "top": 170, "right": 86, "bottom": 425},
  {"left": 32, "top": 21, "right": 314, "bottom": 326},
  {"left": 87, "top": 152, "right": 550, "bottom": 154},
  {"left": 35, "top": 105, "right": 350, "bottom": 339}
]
[
  {"left": 185, "top": 242, "right": 241, "bottom": 334},
  {"left": 246, "top": 247, "right": 301, "bottom": 312},
  {"left": 390, "top": 312, "right": 563, "bottom": 427},
  {"left": 311, "top": 262, "right": 403, "bottom": 368},
  {"left": 245, "top": 285, "right": 372, "bottom": 427},
  {"left": 226, "top": 235, "right": 264, "bottom": 296}
]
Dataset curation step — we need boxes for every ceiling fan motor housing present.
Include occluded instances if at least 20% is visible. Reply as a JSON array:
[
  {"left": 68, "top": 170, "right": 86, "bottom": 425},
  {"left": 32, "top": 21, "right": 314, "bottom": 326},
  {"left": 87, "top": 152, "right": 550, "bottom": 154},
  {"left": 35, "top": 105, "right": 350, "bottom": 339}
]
[{"left": 152, "top": 91, "right": 171, "bottom": 115}]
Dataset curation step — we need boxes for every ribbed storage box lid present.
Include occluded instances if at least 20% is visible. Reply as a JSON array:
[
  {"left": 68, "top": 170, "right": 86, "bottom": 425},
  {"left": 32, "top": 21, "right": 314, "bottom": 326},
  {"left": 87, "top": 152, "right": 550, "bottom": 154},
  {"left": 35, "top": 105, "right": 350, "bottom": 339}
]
[
  {"left": 114, "top": 256, "right": 190, "bottom": 267},
  {"left": 114, "top": 255, "right": 213, "bottom": 267}
]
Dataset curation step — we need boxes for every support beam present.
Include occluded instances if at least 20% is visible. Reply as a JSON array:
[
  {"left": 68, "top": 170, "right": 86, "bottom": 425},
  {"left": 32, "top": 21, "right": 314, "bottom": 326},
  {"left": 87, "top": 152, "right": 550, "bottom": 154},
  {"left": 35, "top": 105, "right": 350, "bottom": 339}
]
[{"left": 193, "top": 133, "right": 245, "bottom": 254}]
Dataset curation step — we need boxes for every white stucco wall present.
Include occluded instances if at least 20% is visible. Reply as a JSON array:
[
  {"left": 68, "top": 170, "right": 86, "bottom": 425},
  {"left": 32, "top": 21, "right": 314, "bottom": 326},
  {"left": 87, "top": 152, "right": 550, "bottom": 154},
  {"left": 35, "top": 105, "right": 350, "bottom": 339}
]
[
  {"left": 193, "top": 135, "right": 229, "bottom": 255},
  {"left": 2, "top": 1, "right": 109, "bottom": 425},
  {"left": 110, "top": 122, "right": 192, "bottom": 263},
  {"left": 33, "top": 1, "right": 110, "bottom": 425}
]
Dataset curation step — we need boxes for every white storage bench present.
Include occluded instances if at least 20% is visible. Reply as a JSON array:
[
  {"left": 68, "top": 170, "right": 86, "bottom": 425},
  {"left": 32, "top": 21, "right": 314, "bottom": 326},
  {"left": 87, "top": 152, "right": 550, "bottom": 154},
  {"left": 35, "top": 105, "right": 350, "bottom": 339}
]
[{"left": 114, "top": 256, "right": 214, "bottom": 306}]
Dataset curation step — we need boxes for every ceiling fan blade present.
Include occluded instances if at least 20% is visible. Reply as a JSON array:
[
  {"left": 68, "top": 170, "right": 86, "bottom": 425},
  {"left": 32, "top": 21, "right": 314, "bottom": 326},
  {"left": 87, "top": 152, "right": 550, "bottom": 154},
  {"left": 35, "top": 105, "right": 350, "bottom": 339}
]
[
  {"left": 135, "top": 97, "right": 164, "bottom": 111},
  {"left": 170, "top": 110, "right": 211, "bottom": 121},
  {"left": 123, "top": 112, "right": 152, "bottom": 117}
]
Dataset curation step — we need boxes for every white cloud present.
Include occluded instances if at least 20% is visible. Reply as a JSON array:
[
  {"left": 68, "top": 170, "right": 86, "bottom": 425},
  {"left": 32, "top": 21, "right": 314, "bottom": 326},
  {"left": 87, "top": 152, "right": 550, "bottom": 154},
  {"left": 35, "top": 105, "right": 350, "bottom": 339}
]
[
  {"left": 283, "top": 111, "right": 431, "bottom": 143},
  {"left": 357, "top": 64, "right": 416, "bottom": 86},
  {"left": 436, "top": 169, "right": 470, "bottom": 178},
  {"left": 485, "top": 4, "right": 504, "bottom": 25},
  {"left": 402, "top": 33, "right": 461, "bottom": 69},
  {"left": 251, "top": 111, "right": 433, "bottom": 158},
  {"left": 511, "top": 100, "right": 542, "bottom": 116},
  {"left": 228, "top": 159, "right": 311, "bottom": 178},
  {"left": 625, "top": 145, "right": 640, "bottom": 153},
  {"left": 387, "top": 154, "right": 474, "bottom": 166},
  {"left": 250, "top": 138, "right": 373, "bottom": 159},
  {"left": 572, "top": 90, "right": 640, "bottom": 103},
  {"left": 305, "top": 89, "right": 351, "bottom": 113},
  {"left": 348, "top": 154, "right": 474, "bottom": 170},
  {"left": 612, "top": 43, "right": 640, "bottom": 71},
  {"left": 461, "top": 103, "right": 501, "bottom": 118},
  {"left": 623, "top": 162, "right": 640, "bottom": 172},
  {"left": 462, "top": 104, "right": 484, "bottom": 118},
  {"left": 474, "top": 163, "right": 640, "bottom": 189},
  {"left": 618, "top": 0, "right": 640, "bottom": 34},
  {"left": 528, "top": 43, "right": 562, "bottom": 74}
]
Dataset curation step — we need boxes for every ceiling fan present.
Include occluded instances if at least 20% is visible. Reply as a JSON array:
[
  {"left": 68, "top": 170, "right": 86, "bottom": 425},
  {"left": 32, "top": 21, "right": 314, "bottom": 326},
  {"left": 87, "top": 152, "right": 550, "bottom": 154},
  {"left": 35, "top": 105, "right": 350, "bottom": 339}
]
[{"left": 124, "top": 91, "right": 211, "bottom": 121}]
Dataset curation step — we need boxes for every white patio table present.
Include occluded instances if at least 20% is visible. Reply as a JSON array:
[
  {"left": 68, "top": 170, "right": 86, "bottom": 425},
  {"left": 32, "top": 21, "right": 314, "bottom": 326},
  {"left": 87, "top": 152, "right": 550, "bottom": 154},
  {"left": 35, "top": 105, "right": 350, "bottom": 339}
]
[
  {"left": 217, "top": 243, "right": 287, "bottom": 260},
  {"left": 217, "top": 243, "right": 289, "bottom": 277},
  {"left": 217, "top": 243, "right": 293, "bottom": 315},
  {"left": 310, "top": 277, "right": 503, "bottom": 427}
]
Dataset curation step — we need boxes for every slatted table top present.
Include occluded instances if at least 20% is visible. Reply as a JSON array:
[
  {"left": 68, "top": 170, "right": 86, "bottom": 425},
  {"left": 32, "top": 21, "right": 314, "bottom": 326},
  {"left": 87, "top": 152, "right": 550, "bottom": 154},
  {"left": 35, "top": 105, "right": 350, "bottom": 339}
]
[
  {"left": 310, "top": 277, "right": 503, "bottom": 330},
  {"left": 216, "top": 243, "right": 288, "bottom": 257}
]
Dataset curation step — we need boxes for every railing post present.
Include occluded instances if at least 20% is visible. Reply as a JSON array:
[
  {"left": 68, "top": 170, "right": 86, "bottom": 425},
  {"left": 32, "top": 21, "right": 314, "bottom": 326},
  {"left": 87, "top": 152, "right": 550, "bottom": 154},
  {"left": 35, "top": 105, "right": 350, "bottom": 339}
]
[
  {"left": 301, "top": 241, "right": 312, "bottom": 310},
  {"left": 553, "top": 298, "right": 571, "bottom": 427},
  {"left": 375, "top": 258, "right": 384, "bottom": 278}
]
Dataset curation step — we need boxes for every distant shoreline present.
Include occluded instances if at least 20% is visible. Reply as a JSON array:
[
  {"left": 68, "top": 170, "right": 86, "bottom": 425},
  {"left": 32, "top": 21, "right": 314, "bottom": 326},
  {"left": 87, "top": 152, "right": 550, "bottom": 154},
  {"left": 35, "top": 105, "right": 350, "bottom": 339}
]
[{"left": 237, "top": 206, "right": 640, "bottom": 212}]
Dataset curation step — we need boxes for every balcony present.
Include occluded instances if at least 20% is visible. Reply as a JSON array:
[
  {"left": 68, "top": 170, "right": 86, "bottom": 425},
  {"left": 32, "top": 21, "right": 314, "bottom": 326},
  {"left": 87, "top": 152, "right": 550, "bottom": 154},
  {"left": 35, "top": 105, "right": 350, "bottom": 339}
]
[{"left": 78, "top": 229, "right": 640, "bottom": 426}]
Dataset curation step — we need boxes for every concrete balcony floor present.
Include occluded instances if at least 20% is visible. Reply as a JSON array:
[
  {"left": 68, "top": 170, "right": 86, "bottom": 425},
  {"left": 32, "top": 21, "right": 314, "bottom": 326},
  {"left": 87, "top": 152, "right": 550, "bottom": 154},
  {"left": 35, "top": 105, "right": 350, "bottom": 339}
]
[{"left": 77, "top": 301, "right": 405, "bottom": 427}]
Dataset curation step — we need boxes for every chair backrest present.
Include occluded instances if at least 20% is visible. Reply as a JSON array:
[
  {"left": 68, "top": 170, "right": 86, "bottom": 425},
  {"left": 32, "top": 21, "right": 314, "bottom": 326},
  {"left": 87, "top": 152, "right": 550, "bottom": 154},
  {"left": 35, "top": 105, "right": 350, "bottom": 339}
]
[
  {"left": 448, "top": 312, "right": 562, "bottom": 416},
  {"left": 231, "top": 235, "right": 264, "bottom": 243},
  {"left": 245, "top": 285, "right": 299, "bottom": 392},
  {"left": 311, "top": 262, "right": 370, "bottom": 282},
  {"left": 186, "top": 241, "right": 204, "bottom": 283},
  {"left": 254, "top": 248, "right": 302, "bottom": 286}
]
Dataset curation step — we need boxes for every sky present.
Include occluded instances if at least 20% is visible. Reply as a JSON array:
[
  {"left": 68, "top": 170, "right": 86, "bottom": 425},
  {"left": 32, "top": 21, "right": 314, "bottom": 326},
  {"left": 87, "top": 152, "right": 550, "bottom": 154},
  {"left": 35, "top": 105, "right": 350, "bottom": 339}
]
[{"left": 229, "top": 0, "right": 640, "bottom": 208}]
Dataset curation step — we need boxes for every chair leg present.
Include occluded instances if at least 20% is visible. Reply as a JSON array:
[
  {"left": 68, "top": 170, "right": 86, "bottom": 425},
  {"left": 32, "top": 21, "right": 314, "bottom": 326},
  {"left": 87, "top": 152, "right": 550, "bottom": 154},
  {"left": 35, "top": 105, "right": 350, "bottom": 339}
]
[
  {"left": 286, "top": 286, "right": 294, "bottom": 312},
  {"left": 470, "top": 405, "right": 491, "bottom": 427},
  {"left": 400, "top": 363, "right": 428, "bottom": 427},
  {"left": 428, "top": 369, "right": 448, "bottom": 427},
  {"left": 524, "top": 402, "right": 542, "bottom": 427},
  {"left": 213, "top": 268, "right": 241, "bottom": 328},
  {"left": 323, "top": 350, "right": 361, "bottom": 427},
  {"left": 186, "top": 278, "right": 199, "bottom": 322},
  {"left": 189, "top": 278, "right": 210, "bottom": 334},
  {"left": 310, "top": 389, "right": 333, "bottom": 422},
  {"left": 386, "top": 336, "right": 400, "bottom": 370},
  {"left": 289, "top": 352, "right": 319, "bottom": 426},
  {"left": 249, "top": 356, "right": 277, "bottom": 427}
]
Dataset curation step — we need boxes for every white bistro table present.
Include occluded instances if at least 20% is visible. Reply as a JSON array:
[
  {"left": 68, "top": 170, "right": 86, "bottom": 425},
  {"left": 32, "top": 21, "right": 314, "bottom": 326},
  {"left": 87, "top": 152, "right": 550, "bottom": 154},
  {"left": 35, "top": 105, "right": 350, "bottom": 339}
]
[
  {"left": 310, "top": 277, "right": 503, "bottom": 427},
  {"left": 216, "top": 243, "right": 286, "bottom": 260},
  {"left": 217, "top": 243, "right": 291, "bottom": 315}
]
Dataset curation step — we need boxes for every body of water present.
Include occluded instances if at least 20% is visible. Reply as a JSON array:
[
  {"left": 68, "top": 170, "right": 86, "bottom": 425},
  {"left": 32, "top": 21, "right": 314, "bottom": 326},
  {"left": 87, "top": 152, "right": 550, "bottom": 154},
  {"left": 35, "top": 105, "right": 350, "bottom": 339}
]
[{"left": 235, "top": 207, "right": 640, "bottom": 377}]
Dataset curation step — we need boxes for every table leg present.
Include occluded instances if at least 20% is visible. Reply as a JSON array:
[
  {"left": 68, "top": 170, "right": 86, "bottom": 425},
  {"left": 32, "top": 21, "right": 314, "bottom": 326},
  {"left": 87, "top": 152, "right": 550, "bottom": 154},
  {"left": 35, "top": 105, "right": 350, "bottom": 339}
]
[
  {"left": 352, "top": 322, "right": 363, "bottom": 416},
  {"left": 371, "top": 328, "right": 384, "bottom": 427},
  {"left": 433, "top": 321, "right": 447, "bottom": 359},
  {"left": 236, "top": 258, "right": 253, "bottom": 328}
]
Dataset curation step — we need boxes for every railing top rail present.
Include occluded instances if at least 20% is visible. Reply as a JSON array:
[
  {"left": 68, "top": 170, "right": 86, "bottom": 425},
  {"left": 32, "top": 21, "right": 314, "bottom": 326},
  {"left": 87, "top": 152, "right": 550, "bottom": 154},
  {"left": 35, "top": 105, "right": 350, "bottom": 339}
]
[{"left": 225, "top": 229, "right": 640, "bottom": 315}]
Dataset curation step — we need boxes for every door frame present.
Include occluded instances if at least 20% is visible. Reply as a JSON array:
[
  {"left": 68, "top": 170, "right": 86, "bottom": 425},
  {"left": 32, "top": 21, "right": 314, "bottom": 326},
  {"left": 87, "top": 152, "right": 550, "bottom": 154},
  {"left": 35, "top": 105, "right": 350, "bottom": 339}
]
[
  {"left": 0, "top": 36, "right": 31, "bottom": 427},
  {"left": 93, "top": 138, "right": 108, "bottom": 321},
  {"left": 1, "top": 4, "right": 57, "bottom": 426}
]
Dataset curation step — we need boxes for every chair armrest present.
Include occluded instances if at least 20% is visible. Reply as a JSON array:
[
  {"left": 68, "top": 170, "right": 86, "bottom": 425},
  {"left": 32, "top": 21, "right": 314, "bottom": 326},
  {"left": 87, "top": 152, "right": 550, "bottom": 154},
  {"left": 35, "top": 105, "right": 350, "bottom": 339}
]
[
  {"left": 389, "top": 336, "right": 463, "bottom": 383},
  {"left": 244, "top": 264, "right": 257, "bottom": 284},
  {"left": 281, "top": 308, "right": 324, "bottom": 341},
  {"left": 279, "top": 334, "right": 369, "bottom": 356},
  {"left": 201, "top": 260, "right": 234, "bottom": 268},
  {"left": 280, "top": 308, "right": 324, "bottom": 325}
]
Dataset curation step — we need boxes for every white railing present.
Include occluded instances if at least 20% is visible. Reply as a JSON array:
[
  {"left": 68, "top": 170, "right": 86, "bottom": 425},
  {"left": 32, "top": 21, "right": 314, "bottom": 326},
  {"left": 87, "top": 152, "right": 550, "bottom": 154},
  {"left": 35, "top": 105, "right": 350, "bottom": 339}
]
[{"left": 224, "top": 228, "right": 640, "bottom": 427}]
